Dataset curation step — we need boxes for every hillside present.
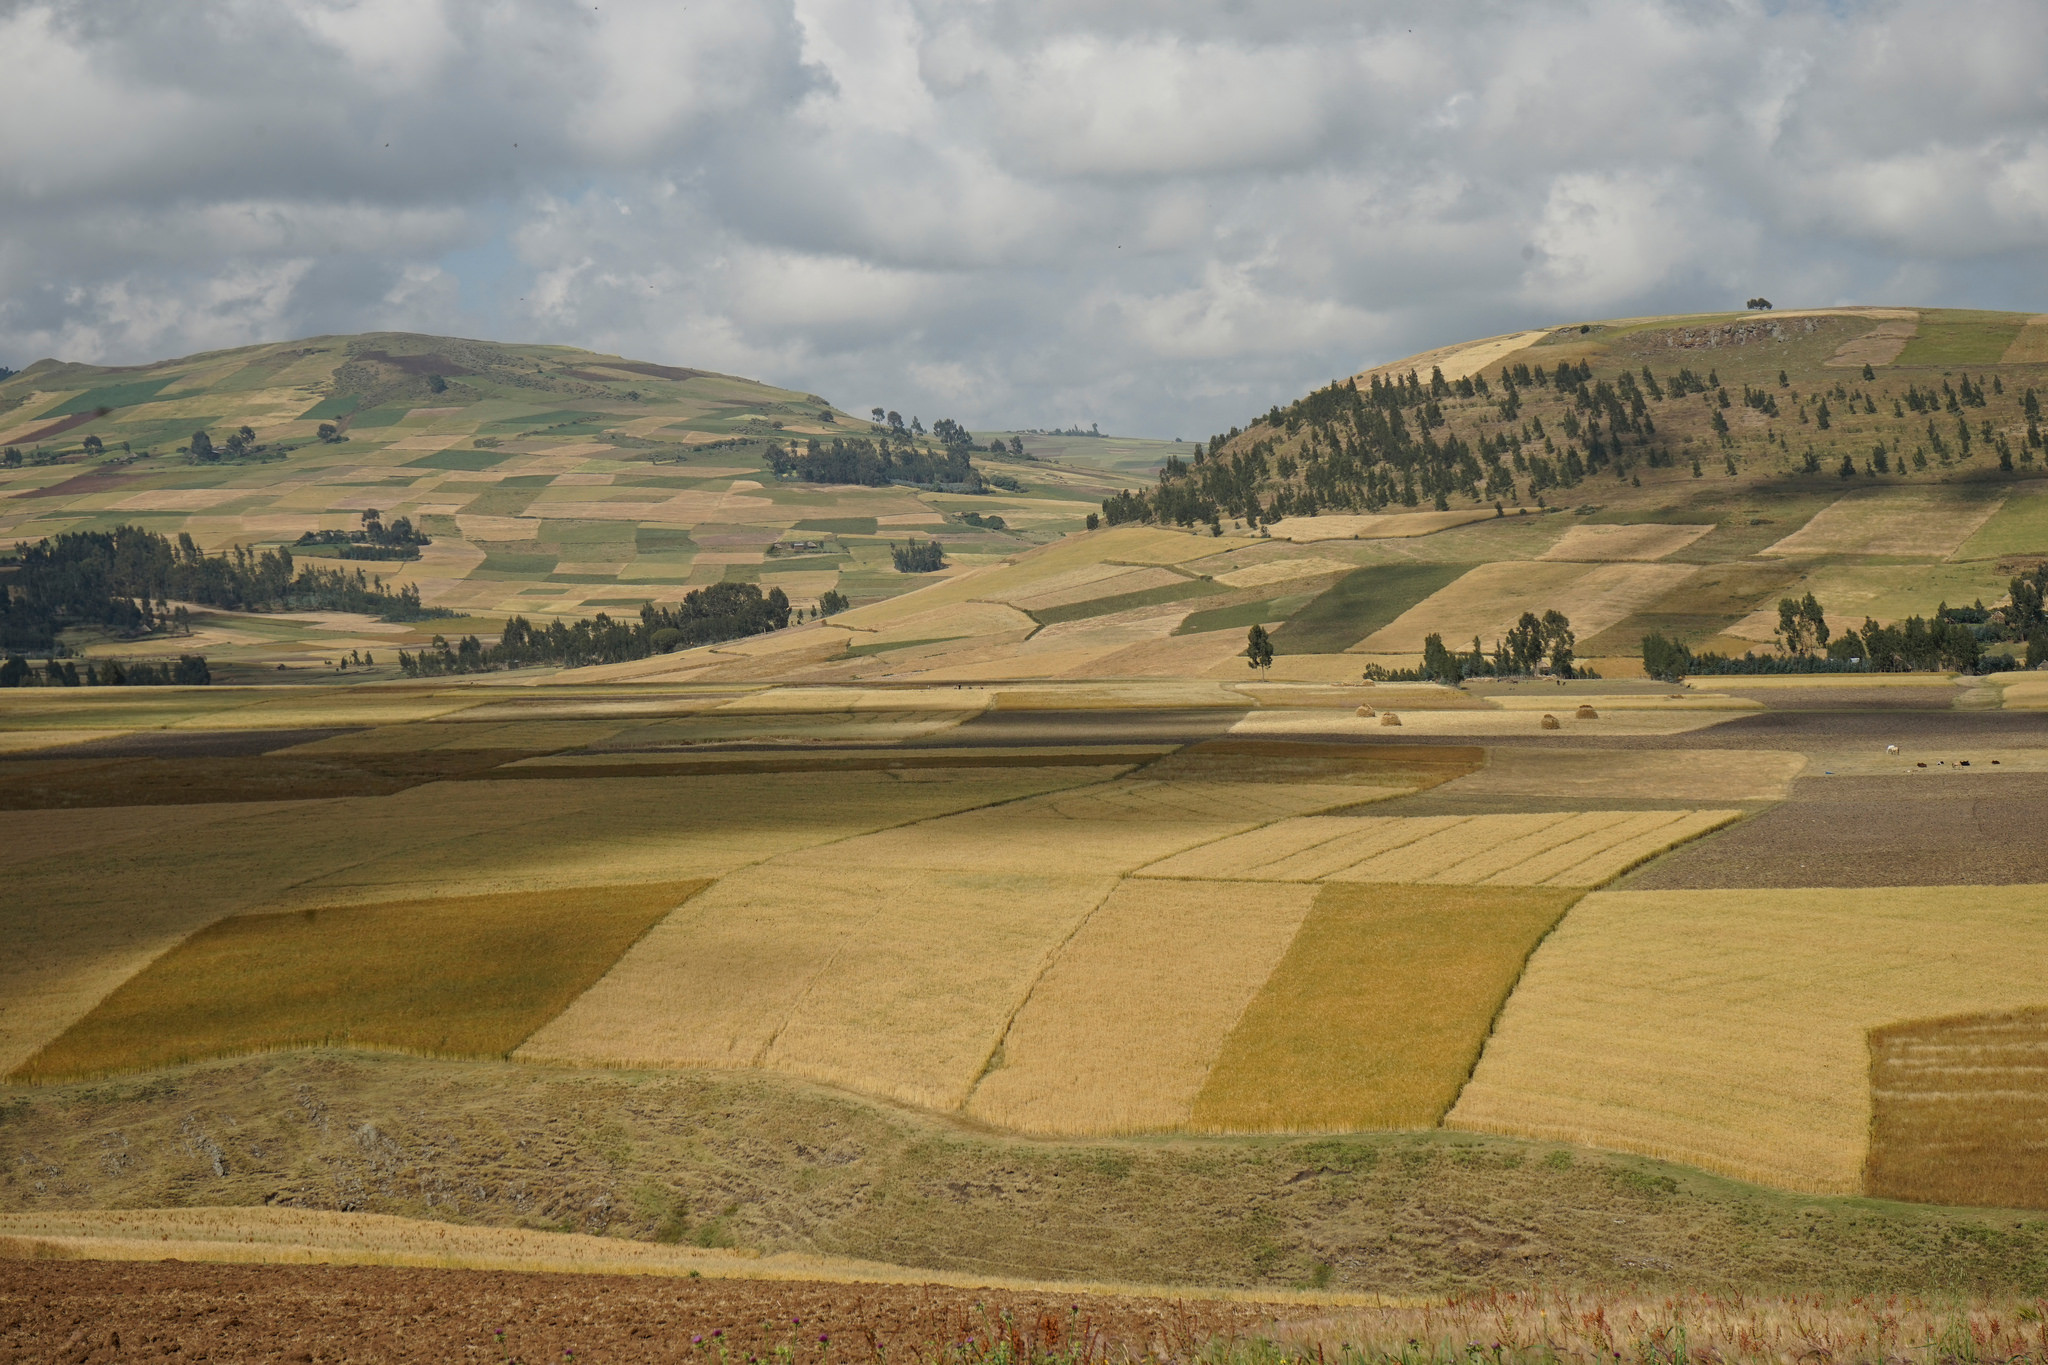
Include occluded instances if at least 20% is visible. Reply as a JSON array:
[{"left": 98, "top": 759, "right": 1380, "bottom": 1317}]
[{"left": 0, "top": 333, "right": 1119, "bottom": 675}]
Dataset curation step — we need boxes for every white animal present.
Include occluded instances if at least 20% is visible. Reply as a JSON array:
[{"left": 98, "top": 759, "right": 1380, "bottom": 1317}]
[{"left": 1886, "top": 744, "right": 1899, "bottom": 755}]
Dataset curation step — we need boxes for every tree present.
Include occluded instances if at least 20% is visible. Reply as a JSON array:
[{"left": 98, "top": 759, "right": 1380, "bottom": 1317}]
[
  {"left": 870, "top": 407, "right": 886, "bottom": 424},
  {"left": 1746, "top": 297, "right": 1773, "bottom": 310},
  {"left": 1863, "top": 363, "right": 1877, "bottom": 381},
  {"left": 1009, "top": 436, "right": 1025, "bottom": 458},
  {"left": 1775, "top": 593, "right": 1829, "bottom": 656},
  {"left": 428, "top": 374, "right": 447, "bottom": 394},
  {"left": 890, "top": 539, "right": 946, "bottom": 572},
  {"left": 82, "top": 435, "right": 103, "bottom": 455},
  {"left": 1541, "top": 609, "right": 1576, "bottom": 678},
  {"left": 317, "top": 423, "right": 341, "bottom": 443},
  {"left": 1420, "top": 632, "right": 1457, "bottom": 684},
  {"left": 1084, "top": 512, "right": 1100, "bottom": 530},
  {"left": 818, "top": 589, "right": 849, "bottom": 616},
  {"left": 1641, "top": 632, "right": 1692, "bottom": 682},
  {"left": 1244, "top": 623, "right": 1274, "bottom": 675},
  {"left": 189, "top": 429, "right": 216, "bottom": 462}
]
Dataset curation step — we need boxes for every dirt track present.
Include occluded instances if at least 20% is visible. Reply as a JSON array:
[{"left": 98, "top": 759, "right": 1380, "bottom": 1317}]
[{"left": 0, "top": 1259, "right": 1289, "bottom": 1364}]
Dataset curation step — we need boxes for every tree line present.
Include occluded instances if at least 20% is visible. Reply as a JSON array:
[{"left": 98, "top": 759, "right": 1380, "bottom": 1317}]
[
  {"left": 0, "top": 525, "right": 450, "bottom": 655},
  {"left": 0, "top": 654, "right": 211, "bottom": 688},
  {"left": 396, "top": 582, "right": 791, "bottom": 677},
  {"left": 767, "top": 411, "right": 995, "bottom": 490}
]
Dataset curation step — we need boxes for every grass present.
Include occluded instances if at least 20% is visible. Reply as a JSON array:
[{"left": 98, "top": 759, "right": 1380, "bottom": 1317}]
[
  {"left": 1892, "top": 311, "right": 2032, "bottom": 367},
  {"left": 965, "top": 878, "right": 1318, "bottom": 1134},
  {"left": 1268, "top": 563, "right": 1467, "bottom": 654},
  {"left": 1172, "top": 593, "right": 1314, "bottom": 636},
  {"left": 1448, "top": 885, "right": 2048, "bottom": 1193},
  {"left": 1955, "top": 484, "right": 2048, "bottom": 561},
  {"left": 12, "top": 881, "right": 710, "bottom": 1082},
  {"left": 1192, "top": 884, "right": 1583, "bottom": 1130},
  {"left": 1763, "top": 486, "right": 2009, "bottom": 557},
  {"left": 1537, "top": 523, "right": 1713, "bottom": 561},
  {"left": 1865, "top": 1006, "right": 2048, "bottom": 1210}
]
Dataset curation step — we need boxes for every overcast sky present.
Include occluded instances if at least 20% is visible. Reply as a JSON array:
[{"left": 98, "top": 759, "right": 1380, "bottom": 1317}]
[{"left": 3, "top": 1, "right": 2046, "bottom": 437}]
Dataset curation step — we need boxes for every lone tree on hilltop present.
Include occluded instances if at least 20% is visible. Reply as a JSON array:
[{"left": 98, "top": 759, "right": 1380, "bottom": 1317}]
[
  {"left": 1244, "top": 623, "right": 1274, "bottom": 675},
  {"left": 1747, "top": 297, "right": 1773, "bottom": 310}
]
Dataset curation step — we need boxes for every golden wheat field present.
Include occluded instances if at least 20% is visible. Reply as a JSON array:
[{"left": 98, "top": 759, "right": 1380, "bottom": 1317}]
[
  {"left": 963, "top": 878, "right": 1320, "bottom": 1135},
  {"left": 1447, "top": 885, "right": 2048, "bottom": 1192},
  {"left": 14, "top": 882, "right": 709, "bottom": 1083},
  {"left": 1191, "top": 884, "right": 1583, "bottom": 1132},
  {"left": 1865, "top": 1006, "right": 2048, "bottom": 1210}
]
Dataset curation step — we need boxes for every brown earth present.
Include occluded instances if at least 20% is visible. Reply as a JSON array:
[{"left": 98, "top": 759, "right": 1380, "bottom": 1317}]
[
  {"left": 1622, "top": 773, "right": 2048, "bottom": 887},
  {"left": 0, "top": 1259, "right": 1285, "bottom": 1365}
]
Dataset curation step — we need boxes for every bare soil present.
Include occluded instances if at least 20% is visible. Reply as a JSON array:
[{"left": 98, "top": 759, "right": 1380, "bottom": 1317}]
[{"left": 0, "top": 1259, "right": 1284, "bottom": 1364}]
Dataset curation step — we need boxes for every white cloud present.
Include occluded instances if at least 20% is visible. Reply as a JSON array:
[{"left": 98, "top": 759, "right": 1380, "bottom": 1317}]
[{"left": 2, "top": 0, "right": 2046, "bottom": 434}]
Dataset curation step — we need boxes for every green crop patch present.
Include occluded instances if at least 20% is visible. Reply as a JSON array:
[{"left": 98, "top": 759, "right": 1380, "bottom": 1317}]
[
  {"left": 479, "top": 410, "right": 604, "bottom": 434},
  {"left": 1172, "top": 593, "right": 1312, "bottom": 636},
  {"left": 796, "top": 517, "right": 880, "bottom": 535},
  {"left": 1894, "top": 313, "right": 2032, "bottom": 368},
  {"left": 412, "top": 447, "right": 521, "bottom": 471},
  {"left": 12, "top": 881, "right": 711, "bottom": 1082},
  {"left": 348, "top": 406, "right": 409, "bottom": 429},
  {"left": 298, "top": 394, "right": 368, "bottom": 421},
  {"left": 1269, "top": 562, "right": 1469, "bottom": 654},
  {"left": 634, "top": 526, "right": 696, "bottom": 553},
  {"left": 1029, "top": 577, "right": 1228, "bottom": 627},
  {"left": 38, "top": 377, "right": 178, "bottom": 418},
  {"left": 475, "top": 549, "right": 559, "bottom": 578}
]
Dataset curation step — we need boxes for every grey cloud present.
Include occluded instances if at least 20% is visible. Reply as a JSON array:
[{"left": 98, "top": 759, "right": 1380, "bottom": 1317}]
[{"left": 2, "top": 0, "right": 2045, "bottom": 438}]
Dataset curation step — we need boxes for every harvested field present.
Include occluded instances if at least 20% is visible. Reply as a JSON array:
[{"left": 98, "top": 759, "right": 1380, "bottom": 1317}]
[
  {"left": 1624, "top": 772, "right": 2048, "bottom": 887},
  {"left": 965, "top": 879, "right": 1317, "bottom": 1134},
  {"left": 14, "top": 882, "right": 708, "bottom": 1083},
  {"left": 1267, "top": 509, "right": 1500, "bottom": 541},
  {"left": 1437, "top": 748, "right": 1804, "bottom": 803},
  {"left": 1192, "top": 885, "right": 1582, "bottom": 1131},
  {"left": 1448, "top": 885, "right": 2048, "bottom": 1192},
  {"left": 1999, "top": 315, "right": 2048, "bottom": 364},
  {"left": 1760, "top": 486, "right": 2010, "bottom": 557},
  {"left": 1357, "top": 561, "right": 1696, "bottom": 655},
  {"left": 0, "top": 1259, "right": 1292, "bottom": 1365},
  {"left": 1823, "top": 314, "right": 1916, "bottom": 368},
  {"left": 1226, "top": 707, "right": 1746, "bottom": 739},
  {"left": 1211, "top": 555, "right": 1358, "bottom": 589},
  {"left": 1864, "top": 1007, "right": 2048, "bottom": 1210},
  {"left": 1537, "top": 523, "right": 1713, "bottom": 562},
  {"left": 1136, "top": 810, "right": 1738, "bottom": 886}
]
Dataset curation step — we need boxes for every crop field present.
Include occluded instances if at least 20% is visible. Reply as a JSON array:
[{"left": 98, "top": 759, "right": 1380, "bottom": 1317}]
[
  {"left": 1192, "top": 884, "right": 1582, "bottom": 1131},
  {"left": 1438, "top": 747, "right": 1806, "bottom": 802},
  {"left": 964, "top": 879, "right": 1319, "bottom": 1134},
  {"left": 1865, "top": 1006, "right": 2048, "bottom": 1211},
  {"left": 1136, "top": 810, "right": 1737, "bottom": 885},
  {"left": 1537, "top": 522, "right": 1713, "bottom": 561},
  {"left": 1448, "top": 885, "right": 2048, "bottom": 1193},
  {"left": 14, "top": 882, "right": 707, "bottom": 1083},
  {"left": 1762, "top": 485, "right": 2015, "bottom": 557},
  {"left": 1357, "top": 560, "right": 1698, "bottom": 655}
]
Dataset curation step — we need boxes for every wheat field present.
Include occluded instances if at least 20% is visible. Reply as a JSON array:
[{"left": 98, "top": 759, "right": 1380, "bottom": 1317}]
[
  {"left": 1441, "top": 748, "right": 1805, "bottom": 802},
  {"left": 15, "top": 882, "right": 708, "bottom": 1083},
  {"left": 963, "top": 878, "right": 1319, "bottom": 1134},
  {"left": 1191, "top": 884, "right": 1583, "bottom": 1132},
  {"left": 1864, "top": 1006, "right": 2048, "bottom": 1210},
  {"left": 1447, "top": 885, "right": 2048, "bottom": 1192}
]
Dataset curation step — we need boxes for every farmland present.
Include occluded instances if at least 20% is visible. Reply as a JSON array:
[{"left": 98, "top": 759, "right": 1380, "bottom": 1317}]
[{"left": 8, "top": 309, "right": 2048, "bottom": 1306}]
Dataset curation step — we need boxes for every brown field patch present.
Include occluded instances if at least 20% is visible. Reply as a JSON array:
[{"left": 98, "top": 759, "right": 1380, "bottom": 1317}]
[
  {"left": 1823, "top": 315, "right": 1917, "bottom": 368},
  {"left": 1536, "top": 523, "right": 1713, "bottom": 562},
  {"left": 1998, "top": 316, "right": 2048, "bottom": 364},
  {"left": 1192, "top": 884, "right": 1582, "bottom": 1131},
  {"left": 1357, "top": 561, "right": 1697, "bottom": 655},
  {"left": 1439, "top": 748, "right": 1804, "bottom": 803},
  {"left": 1864, "top": 1007, "right": 2048, "bottom": 1210},
  {"left": 1267, "top": 509, "right": 1499, "bottom": 542},
  {"left": 1448, "top": 886, "right": 2048, "bottom": 1192},
  {"left": 963, "top": 879, "right": 1317, "bottom": 1134},
  {"left": 13, "top": 882, "right": 708, "bottom": 1083}
]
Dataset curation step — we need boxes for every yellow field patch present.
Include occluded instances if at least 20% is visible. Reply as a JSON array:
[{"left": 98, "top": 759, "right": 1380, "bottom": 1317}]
[
  {"left": 964, "top": 879, "right": 1318, "bottom": 1135},
  {"left": 1192, "top": 884, "right": 1582, "bottom": 1131},
  {"left": 1441, "top": 748, "right": 1805, "bottom": 802},
  {"left": 1267, "top": 510, "right": 1500, "bottom": 542},
  {"left": 1761, "top": 486, "right": 2012, "bottom": 558},
  {"left": 1536, "top": 523, "right": 1713, "bottom": 562},
  {"left": 1357, "top": 560, "right": 1697, "bottom": 655},
  {"left": 1227, "top": 707, "right": 1746, "bottom": 738},
  {"left": 1448, "top": 885, "right": 2048, "bottom": 1193},
  {"left": 14, "top": 882, "right": 707, "bottom": 1083},
  {"left": 1003, "top": 566, "right": 1189, "bottom": 612},
  {"left": 1137, "top": 810, "right": 1737, "bottom": 886},
  {"left": 1211, "top": 556, "right": 1358, "bottom": 589},
  {"left": 1997, "top": 316, "right": 2048, "bottom": 364}
]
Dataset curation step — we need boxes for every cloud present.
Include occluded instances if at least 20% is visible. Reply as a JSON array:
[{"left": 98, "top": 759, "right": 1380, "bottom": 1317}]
[{"left": 2, "top": 0, "right": 2046, "bottom": 436}]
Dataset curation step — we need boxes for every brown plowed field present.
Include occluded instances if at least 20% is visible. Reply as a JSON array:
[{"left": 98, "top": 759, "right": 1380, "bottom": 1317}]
[{"left": 0, "top": 1260, "right": 1287, "bottom": 1365}]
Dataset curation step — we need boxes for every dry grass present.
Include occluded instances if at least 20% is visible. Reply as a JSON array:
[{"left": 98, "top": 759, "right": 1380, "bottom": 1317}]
[
  {"left": 1999, "top": 315, "right": 2048, "bottom": 363},
  {"left": 1291, "top": 1287, "right": 2048, "bottom": 1365},
  {"left": 1761, "top": 486, "right": 2010, "bottom": 557},
  {"left": 964, "top": 879, "right": 1318, "bottom": 1134},
  {"left": 1441, "top": 748, "right": 1804, "bottom": 802},
  {"left": 1137, "top": 811, "right": 1737, "bottom": 887},
  {"left": 1865, "top": 1006, "right": 2048, "bottom": 1209},
  {"left": 1448, "top": 886, "right": 2048, "bottom": 1193},
  {"left": 1358, "top": 561, "right": 1698, "bottom": 655},
  {"left": 1267, "top": 510, "right": 1501, "bottom": 542},
  {"left": 1537, "top": 523, "right": 1713, "bottom": 562},
  {"left": 1193, "top": 885, "right": 1583, "bottom": 1131},
  {"left": 13, "top": 881, "right": 707, "bottom": 1083}
]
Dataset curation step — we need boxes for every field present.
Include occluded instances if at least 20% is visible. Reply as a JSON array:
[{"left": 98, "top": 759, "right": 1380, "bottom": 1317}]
[
  {"left": 1448, "top": 885, "right": 2048, "bottom": 1193},
  {"left": 12, "top": 309, "right": 2048, "bottom": 1310}
]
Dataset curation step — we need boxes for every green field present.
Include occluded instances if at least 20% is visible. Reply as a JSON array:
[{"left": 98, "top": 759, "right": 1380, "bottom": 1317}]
[{"left": 1269, "top": 563, "right": 1469, "bottom": 653}]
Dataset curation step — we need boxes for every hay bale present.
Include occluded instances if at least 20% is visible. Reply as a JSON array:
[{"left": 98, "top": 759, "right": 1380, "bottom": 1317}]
[
  {"left": 1575, "top": 704, "right": 1599, "bottom": 719},
  {"left": 1355, "top": 705, "right": 1377, "bottom": 718},
  {"left": 1540, "top": 714, "right": 1561, "bottom": 730},
  {"left": 1380, "top": 712, "right": 1403, "bottom": 727}
]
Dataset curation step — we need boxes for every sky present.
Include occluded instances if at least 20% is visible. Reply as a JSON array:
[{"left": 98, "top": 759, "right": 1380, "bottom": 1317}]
[{"left": 3, "top": 1, "right": 2046, "bottom": 439}]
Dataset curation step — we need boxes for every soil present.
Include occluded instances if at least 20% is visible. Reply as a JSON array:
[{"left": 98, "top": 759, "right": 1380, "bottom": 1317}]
[
  {"left": 0, "top": 1259, "right": 1285, "bottom": 1365},
  {"left": 1624, "top": 772, "right": 2048, "bottom": 887}
]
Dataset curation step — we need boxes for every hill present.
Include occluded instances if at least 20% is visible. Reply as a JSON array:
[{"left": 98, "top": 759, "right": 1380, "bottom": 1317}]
[{"left": 0, "top": 333, "right": 1121, "bottom": 676}]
